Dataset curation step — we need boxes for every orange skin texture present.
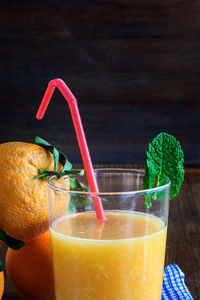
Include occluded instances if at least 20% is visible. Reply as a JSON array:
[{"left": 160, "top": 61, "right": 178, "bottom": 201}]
[
  {"left": 0, "top": 272, "right": 4, "bottom": 299},
  {"left": 6, "top": 231, "right": 55, "bottom": 300},
  {"left": 0, "top": 142, "right": 70, "bottom": 241}
]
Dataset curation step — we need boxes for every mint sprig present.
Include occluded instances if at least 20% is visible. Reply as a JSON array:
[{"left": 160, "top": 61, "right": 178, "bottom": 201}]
[
  {"left": 144, "top": 132, "right": 184, "bottom": 208},
  {"left": 34, "top": 136, "right": 83, "bottom": 179}
]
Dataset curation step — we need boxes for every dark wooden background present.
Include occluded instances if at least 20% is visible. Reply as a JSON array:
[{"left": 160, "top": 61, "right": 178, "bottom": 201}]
[{"left": 0, "top": 0, "right": 200, "bottom": 167}]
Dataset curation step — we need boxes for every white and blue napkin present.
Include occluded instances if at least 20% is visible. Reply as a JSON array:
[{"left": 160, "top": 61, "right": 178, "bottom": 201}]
[{"left": 162, "top": 264, "right": 193, "bottom": 300}]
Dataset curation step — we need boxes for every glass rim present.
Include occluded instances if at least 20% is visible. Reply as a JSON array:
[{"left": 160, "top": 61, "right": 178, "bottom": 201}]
[{"left": 47, "top": 168, "right": 171, "bottom": 196}]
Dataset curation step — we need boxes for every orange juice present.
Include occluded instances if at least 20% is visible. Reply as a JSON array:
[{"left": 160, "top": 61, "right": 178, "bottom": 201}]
[{"left": 50, "top": 211, "right": 167, "bottom": 300}]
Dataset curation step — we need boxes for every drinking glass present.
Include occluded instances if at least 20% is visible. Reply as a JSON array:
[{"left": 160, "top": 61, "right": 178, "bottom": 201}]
[{"left": 47, "top": 169, "right": 170, "bottom": 300}]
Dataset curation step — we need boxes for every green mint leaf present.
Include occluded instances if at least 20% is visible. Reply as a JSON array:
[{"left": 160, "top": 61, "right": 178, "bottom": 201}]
[
  {"left": 143, "top": 166, "right": 152, "bottom": 208},
  {"left": 144, "top": 132, "right": 184, "bottom": 206},
  {"left": 0, "top": 258, "right": 3, "bottom": 272},
  {"left": 0, "top": 229, "right": 25, "bottom": 250}
]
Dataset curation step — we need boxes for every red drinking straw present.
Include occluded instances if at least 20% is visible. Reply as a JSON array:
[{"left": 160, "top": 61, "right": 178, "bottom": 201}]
[{"left": 36, "top": 78, "right": 106, "bottom": 222}]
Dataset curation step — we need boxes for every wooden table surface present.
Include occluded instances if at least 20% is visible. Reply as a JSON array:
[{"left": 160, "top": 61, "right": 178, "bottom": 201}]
[{"left": 1, "top": 168, "right": 200, "bottom": 299}]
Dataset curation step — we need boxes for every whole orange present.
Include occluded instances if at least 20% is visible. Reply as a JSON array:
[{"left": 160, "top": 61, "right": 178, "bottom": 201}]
[
  {"left": 0, "top": 142, "right": 70, "bottom": 241},
  {"left": 6, "top": 230, "right": 55, "bottom": 300},
  {"left": 0, "top": 272, "right": 4, "bottom": 299}
]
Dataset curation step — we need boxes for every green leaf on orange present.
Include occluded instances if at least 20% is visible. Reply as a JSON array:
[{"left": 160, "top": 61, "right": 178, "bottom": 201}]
[{"left": 0, "top": 229, "right": 25, "bottom": 250}]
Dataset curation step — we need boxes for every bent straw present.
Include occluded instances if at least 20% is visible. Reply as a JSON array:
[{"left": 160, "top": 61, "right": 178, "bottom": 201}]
[
  {"left": 93, "top": 220, "right": 105, "bottom": 240},
  {"left": 36, "top": 78, "right": 106, "bottom": 221}
]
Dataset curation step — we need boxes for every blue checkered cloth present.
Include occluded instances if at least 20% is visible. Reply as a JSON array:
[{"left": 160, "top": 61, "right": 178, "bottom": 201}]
[{"left": 162, "top": 264, "right": 193, "bottom": 299}]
